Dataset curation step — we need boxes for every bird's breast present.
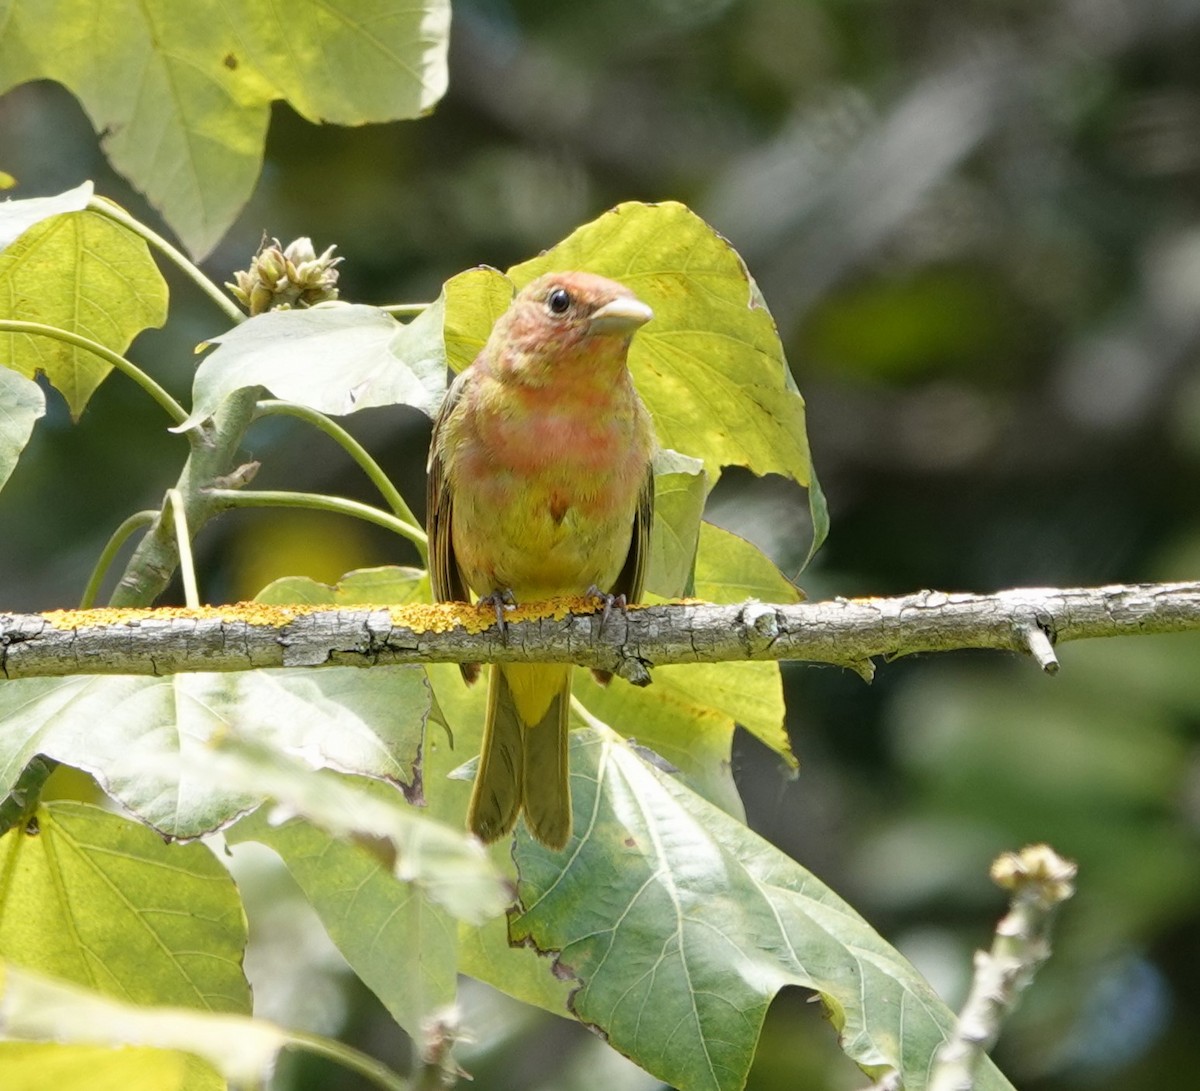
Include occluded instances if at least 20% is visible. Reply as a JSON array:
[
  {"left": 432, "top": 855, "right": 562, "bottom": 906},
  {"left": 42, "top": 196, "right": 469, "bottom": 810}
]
[{"left": 446, "top": 379, "right": 652, "bottom": 600}]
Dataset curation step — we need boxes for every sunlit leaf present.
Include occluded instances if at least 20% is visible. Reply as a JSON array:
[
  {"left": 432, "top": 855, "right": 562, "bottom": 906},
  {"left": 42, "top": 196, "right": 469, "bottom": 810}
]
[
  {"left": 0, "top": 196, "right": 168, "bottom": 418},
  {"left": 0, "top": 667, "right": 429, "bottom": 837},
  {"left": 0, "top": 367, "right": 44, "bottom": 493},
  {"left": 0, "top": 802, "right": 249, "bottom": 1012},
  {"left": 0, "top": 3, "right": 451, "bottom": 256},
  {"left": 0, "top": 1042, "right": 214, "bottom": 1091},
  {"left": 510, "top": 732, "right": 1016, "bottom": 1091},
  {"left": 182, "top": 302, "right": 447, "bottom": 430},
  {"left": 441, "top": 266, "right": 515, "bottom": 373}
]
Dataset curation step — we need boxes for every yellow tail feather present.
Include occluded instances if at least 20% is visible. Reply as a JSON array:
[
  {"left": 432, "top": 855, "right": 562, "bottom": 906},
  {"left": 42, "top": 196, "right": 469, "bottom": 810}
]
[{"left": 468, "top": 663, "right": 572, "bottom": 850}]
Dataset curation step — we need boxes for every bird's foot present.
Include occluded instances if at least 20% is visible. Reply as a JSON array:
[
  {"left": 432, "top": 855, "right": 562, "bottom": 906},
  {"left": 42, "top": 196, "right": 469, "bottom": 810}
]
[
  {"left": 585, "top": 585, "right": 628, "bottom": 632},
  {"left": 477, "top": 588, "right": 517, "bottom": 641}
]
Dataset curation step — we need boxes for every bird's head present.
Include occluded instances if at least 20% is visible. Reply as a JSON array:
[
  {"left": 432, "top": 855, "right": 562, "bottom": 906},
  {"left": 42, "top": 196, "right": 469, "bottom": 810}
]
[{"left": 491, "top": 271, "right": 653, "bottom": 385}]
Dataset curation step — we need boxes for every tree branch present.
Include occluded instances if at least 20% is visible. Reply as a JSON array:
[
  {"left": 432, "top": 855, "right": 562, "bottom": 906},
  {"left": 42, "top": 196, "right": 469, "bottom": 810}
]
[{"left": 2, "top": 581, "right": 1198, "bottom": 681}]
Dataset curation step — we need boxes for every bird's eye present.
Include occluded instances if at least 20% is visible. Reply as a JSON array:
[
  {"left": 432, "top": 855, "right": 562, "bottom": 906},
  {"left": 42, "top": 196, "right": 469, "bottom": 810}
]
[{"left": 547, "top": 288, "right": 571, "bottom": 315}]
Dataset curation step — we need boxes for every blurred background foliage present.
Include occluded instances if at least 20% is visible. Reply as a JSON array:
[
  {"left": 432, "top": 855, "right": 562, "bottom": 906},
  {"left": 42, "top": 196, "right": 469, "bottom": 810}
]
[{"left": 3, "top": 0, "right": 1200, "bottom": 1088}]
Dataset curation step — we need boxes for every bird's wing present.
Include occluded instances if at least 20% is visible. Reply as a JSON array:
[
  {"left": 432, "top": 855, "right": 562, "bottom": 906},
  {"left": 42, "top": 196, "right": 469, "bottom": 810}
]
[
  {"left": 426, "top": 369, "right": 472, "bottom": 607},
  {"left": 611, "top": 460, "right": 655, "bottom": 604}
]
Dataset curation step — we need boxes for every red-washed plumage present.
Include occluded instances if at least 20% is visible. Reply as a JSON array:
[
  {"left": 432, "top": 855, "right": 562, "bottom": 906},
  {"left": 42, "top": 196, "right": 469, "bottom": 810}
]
[{"left": 427, "top": 271, "right": 656, "bottom": 848}]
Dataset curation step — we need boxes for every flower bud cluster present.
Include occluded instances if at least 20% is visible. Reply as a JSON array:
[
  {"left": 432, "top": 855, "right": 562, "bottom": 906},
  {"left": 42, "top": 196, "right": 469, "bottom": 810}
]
[{"left": 227, "top": 237, "right": 342, "bottom": 315}]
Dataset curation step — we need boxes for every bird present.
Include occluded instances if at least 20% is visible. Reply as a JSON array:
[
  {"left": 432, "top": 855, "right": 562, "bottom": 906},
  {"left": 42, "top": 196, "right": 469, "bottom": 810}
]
[{"left": 427, "top": 271, "right": 656, "bottom": 849}]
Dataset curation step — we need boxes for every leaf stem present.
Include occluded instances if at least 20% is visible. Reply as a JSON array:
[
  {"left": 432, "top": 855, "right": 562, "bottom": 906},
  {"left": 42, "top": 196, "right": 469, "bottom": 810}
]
[
  {"left": 164, "top": 489, "right": 201, "bottom": 608},
  {"left": 0, "top": 320, "right": 188, "bottom": 425},
  {"left": 254, "top": 399, "right": 427, "bottom": 561},
  {"left": 378, "top": 302, "right": 432, "bottom": 316},
  {"left": 0, "top": 756, "right": 58, "bottom": 836},
  {"left": 205, "top": 488, "right": 428, "bottom": 551},
  {"left": 80, "top": 509, "right": 158, "bottom": 608},
  {"left": 87, "top": 196, "right": 246, "bottom": 325},
  {"left": 287, "top": 1031, "right": 410, "bottom": 1091}
]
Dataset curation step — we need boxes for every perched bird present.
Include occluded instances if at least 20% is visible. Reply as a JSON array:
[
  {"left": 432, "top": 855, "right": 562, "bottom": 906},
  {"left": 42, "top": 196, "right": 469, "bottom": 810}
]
[{"left": 427, "top": 271, "right": 656, "bottom": 849}]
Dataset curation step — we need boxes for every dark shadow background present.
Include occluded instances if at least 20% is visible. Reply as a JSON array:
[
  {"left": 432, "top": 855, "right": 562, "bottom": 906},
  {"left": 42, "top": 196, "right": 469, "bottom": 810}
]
[{"left": 3, "top": 1, "right": 1200, "bottom": 1087}]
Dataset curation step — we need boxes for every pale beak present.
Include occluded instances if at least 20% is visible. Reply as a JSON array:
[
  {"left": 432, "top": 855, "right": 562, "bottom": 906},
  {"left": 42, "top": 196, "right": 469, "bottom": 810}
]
[{"left": 588, "top": 296, "right": 654, "bottom": 335}]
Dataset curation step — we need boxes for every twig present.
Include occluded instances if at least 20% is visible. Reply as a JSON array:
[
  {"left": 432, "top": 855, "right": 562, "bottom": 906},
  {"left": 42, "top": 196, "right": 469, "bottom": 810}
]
[
  {"left": 2, "top": 581, "right": 1198, "bottom": 680},
  {"left": 928, "top": 845, "right": 1077, "bottom": 1091}
]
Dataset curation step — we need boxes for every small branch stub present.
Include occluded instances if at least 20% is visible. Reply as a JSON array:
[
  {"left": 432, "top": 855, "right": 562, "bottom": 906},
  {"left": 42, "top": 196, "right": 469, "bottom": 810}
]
[{"left": 928, "top": 844, "right": 1078, "bottom": 1091}]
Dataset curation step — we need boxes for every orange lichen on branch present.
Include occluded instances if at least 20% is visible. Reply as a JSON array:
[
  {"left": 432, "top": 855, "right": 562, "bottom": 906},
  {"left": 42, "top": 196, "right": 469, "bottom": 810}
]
[
  {"left": 39, "top": 596, "right": 638, "bottom": 635},
  {"left": 41, "top": 603, "right": 326, "bottom": 629}
]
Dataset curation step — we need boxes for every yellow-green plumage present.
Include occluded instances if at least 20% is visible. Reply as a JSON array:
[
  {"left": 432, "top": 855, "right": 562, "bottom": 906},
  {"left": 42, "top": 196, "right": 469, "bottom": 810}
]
[{"left": 427, "top": 271, "right": 656, "bottom": 849}]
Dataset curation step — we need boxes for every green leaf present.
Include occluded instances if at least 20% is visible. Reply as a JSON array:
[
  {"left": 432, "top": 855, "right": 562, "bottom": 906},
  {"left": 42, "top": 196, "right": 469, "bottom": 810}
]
[
  {"left": 0, "top": 801, "right": 249, "bottom": 1012},
  {"left": 0, "top": 965, "right": 277, "bottom": 1088},
  {"left": 575, "top": 656, "right": 791, "bottom": 819},
  {"left": 216, "top": 744, "right": 511, "bottom": 925},
  {"left": 507, "top": 202, "right": 816, "bottom": 490},
  {"left": 441, "top": 266, "right": 515, "bottom": 373},
  {"left": 646, "top": 448, "right": 707, "bottom": 599},
  {"left": 230, "top": 811, "right": 461, "bottom": 1044},
  {"left": 0, "top": 367, "right": 44, "bottom": 493},
  {"left": 0, "top": 181, "right": 92, "bottom": 250},
  {"left": 0, "top": 3, "right": 451, "bottom": 257},
  {"left": 0, "top": 667, "right": 429, "bottom": 837},
  {"left": 0, "top": 199, "right": 168, "bottom": 418},
  {"left": 182, "top": 303, "right": 447, "bottom": 430},
  {"left": 693, "top": 521, "right": 804, "bottom": 604},
  {"left": 255, "top": 565, "right": 428, "bottom": 606},
  {"left": 510, "top": 733, "right": 1016, "bottom": 1091},
  {"left": 0, "top": 964, "right": 409, "bottom": 1090},
  {"left": 0, "top": 1042, "right": 214, "bottom": 1091}
]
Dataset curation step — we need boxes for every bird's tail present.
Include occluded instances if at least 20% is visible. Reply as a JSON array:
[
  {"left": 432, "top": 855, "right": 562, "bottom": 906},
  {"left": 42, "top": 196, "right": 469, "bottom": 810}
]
[{"left": 468, "top": 663, "right": 573, "bottom": 850}]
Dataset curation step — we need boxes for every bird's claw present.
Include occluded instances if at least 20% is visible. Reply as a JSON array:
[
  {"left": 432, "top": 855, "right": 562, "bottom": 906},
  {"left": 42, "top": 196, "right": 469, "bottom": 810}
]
[
  {"left": 585, "top": 585, "right": 628, "bottom": 632},
  {"left": 478, "top": 589, "right": 517, "bottom": 642}
]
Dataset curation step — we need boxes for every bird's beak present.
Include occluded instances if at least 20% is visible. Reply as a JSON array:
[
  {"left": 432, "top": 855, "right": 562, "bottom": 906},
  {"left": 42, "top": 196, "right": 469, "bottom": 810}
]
[{"left": 588, "top": 296, "right": 654, "bottom": 336}]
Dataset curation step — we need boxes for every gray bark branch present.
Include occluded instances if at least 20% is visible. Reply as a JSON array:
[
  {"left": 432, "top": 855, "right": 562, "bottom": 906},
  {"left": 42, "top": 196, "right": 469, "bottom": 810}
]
[{"left": 3, "top": 581, "right": 1199, "bottom": 682}]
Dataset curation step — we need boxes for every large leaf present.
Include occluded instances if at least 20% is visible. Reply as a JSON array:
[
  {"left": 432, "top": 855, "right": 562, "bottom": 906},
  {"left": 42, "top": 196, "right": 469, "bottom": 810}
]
[
  {"left": 0, "top": 802, "right": 249, "bottom": 1012},
  {"left": 0, "top": 367, "right": 44, "bottom": 493},
  {"left": 230, "top": 810, "right": 462, "bottom": 1046},
  {"left": 507, "top": 202, "right": 815, "bottom": 491},
  {"left": 509, "top": 732, "right": 1016, "bottom": 1091},
  {"left": 0, "top": 2, "right": 451, "bottom": 257},
  {"left": 182, "top": 302, "right": 447, "bottom": 430},
  {"left": 0, "top": 194, "right": 168, "bottom": 418},
  {"left": 0, "top": 667, "right": 429, "bottom": 837}
]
